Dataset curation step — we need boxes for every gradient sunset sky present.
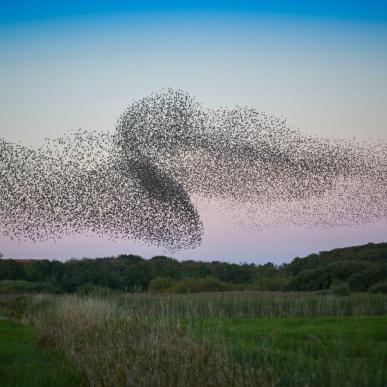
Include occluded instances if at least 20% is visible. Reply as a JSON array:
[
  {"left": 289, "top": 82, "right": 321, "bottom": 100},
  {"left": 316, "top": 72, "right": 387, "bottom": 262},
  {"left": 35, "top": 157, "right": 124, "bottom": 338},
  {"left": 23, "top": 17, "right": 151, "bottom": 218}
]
[{"left": 1, "top": 1, "right": 387, "bottom": 262}]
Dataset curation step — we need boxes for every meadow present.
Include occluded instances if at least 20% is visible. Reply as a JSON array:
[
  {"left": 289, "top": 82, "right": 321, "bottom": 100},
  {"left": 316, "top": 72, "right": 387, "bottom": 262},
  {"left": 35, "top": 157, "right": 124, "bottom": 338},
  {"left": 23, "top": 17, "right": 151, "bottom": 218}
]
[
  {"left": 0, "top": 317, "right": 80, "bottom": 387},
  {"left": 1, "top": 291, "right": 386, "bottom": 387}
]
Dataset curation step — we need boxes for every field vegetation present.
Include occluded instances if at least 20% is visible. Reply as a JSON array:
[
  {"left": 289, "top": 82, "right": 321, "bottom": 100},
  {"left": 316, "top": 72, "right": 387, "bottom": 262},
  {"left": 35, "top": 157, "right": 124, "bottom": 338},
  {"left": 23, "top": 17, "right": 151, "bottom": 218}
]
[
  {"left": 1, "top": 291, "right": 386, "bottom": 386},
  {"left": 0, "top": 242, "right": 387, "bottom": 386},
  {"left": 0, "top": 317, "right": 80, "bottom": 386}
]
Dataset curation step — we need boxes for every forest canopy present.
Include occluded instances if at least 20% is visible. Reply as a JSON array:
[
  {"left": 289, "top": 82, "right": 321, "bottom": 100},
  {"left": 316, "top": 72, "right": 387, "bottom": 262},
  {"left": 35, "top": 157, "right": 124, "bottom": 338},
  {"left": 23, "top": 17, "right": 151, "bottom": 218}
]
[{"left": 0, "top": 242, "right": 386, "bottom": 294}]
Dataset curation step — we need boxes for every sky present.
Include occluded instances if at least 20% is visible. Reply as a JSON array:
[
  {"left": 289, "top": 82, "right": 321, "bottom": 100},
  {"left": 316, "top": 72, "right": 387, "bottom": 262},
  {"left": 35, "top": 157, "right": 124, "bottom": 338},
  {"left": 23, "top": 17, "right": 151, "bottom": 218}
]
[{"left": 0, "top": 1, "right": 387, "bottom": 263}]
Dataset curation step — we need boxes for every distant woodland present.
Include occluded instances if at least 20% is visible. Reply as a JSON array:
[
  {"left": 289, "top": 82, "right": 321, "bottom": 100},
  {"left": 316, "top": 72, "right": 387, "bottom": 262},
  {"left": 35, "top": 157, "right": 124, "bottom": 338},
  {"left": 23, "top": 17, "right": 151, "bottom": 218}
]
[{"left": 0, "top": 242, "right": 386, "bottom": 294}]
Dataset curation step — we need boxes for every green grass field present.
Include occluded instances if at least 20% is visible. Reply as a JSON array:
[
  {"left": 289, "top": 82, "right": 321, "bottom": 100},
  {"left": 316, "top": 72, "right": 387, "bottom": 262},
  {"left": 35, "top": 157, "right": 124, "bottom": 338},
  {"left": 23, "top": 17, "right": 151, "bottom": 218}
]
[
  {"left": 0, "top": 318, "right": 80, "bottom": 387},
  {"left": 188, "top": 316, "right": 387, "bottom": 386},
  {"left": 0, "top": 293, "right": 386, "bottom": 386}
]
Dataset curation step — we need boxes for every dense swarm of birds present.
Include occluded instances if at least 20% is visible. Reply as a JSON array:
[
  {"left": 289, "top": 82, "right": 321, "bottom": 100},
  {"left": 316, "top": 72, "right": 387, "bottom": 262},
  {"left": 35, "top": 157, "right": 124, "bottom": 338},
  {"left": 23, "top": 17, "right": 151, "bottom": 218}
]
[{"left": 0, "top": 89, "right": 386, "bottom": 250}]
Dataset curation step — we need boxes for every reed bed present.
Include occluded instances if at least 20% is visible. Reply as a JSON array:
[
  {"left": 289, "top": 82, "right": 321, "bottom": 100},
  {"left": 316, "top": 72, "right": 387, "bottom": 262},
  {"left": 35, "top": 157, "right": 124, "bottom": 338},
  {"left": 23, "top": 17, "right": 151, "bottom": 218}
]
[{"left": 12, "top": 292, "right": 387, "bottom": 387}]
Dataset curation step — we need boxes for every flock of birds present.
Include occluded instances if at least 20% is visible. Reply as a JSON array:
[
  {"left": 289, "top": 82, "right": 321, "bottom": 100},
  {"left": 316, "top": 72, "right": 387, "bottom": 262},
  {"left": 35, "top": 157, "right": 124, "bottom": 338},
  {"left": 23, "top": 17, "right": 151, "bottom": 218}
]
[{"left": 1, "top": 89, "right": 386, "bottom": 250}]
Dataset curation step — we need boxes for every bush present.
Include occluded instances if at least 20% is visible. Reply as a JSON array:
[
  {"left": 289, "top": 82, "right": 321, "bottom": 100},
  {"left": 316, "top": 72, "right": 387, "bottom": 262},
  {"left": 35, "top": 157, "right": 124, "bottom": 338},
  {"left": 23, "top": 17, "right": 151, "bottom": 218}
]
[
  {"left": 285, "top": 268, "right": 331, "bottom": 291},
  {"left": 330, "top": 281, "right": 351, "bottom": 296},
  {"left": 252, "top": 277, "right": 289, "bottom": 291},
  {"left": 0, "top": 280, "right": 59, "bottom": 294},
  {"left": 368, "top": 281, "right": 387, "bottom": 294},
  {"left": 149, "top": 277, "right": 174, "bottom": 293},
  {"left": 149, "top": 277, "right": 233, "bottom": 293},
  {"left": 171, "top": 277, "right": 233, "bottom": 293},
  {"left": 76, "top": 283, "right": 113, "bottom": 296}
]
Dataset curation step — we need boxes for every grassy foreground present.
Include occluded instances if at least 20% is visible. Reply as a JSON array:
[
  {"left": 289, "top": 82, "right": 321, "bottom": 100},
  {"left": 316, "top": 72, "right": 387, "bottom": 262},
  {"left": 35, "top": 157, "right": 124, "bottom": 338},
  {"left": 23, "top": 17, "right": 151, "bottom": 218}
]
[
  {"left": 189, "top": 316, "right": 387, "bottom": 386},
  {"left": 1, "top": 292, "right": 387, "bottom": 386},
  {"left": 0, "top": 318, "right": 80, "bottom": 387}
]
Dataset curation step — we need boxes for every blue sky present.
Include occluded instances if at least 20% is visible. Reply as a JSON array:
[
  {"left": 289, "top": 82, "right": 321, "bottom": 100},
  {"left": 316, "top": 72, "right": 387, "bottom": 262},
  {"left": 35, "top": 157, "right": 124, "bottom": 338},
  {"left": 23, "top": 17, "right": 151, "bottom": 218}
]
[
  {"left": 1, "top": 3, "right": 386, "bottom": 145},
  {"left": 0, "top": 1, "right": 386, "bottom": 261},
  {"left": 2, "top": 1, "right": 387, "bottom": 24}
]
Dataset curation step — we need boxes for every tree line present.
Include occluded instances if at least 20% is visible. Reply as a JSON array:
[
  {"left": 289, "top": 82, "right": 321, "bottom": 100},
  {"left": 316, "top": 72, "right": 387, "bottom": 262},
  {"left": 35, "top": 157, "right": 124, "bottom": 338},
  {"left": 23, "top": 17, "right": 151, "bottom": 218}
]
[{"left": 0, "top": 242, "right": 386, "bottom": 294}]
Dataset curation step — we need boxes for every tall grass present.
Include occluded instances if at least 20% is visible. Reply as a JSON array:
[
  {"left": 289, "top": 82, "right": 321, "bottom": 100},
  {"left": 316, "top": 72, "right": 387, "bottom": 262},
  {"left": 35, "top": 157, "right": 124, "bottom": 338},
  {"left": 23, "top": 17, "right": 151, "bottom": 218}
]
[{"left": 11, "top": 292, "right": 387, "bottom": 387}]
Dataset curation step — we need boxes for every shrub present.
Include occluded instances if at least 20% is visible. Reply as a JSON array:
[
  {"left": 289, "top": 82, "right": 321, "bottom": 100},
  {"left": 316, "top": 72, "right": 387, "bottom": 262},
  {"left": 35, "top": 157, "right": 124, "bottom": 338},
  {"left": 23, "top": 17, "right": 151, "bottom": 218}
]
[
  {"left": 252, "top": 277, "right": 289, "bottom": 291},
  {"left": 285, "top": 268, "right": 331, "bottom": 291},
  {"left": 330, "top": 281, "right": 351, "bottom": 296},
  {"left": 76, "top": 283, "right": 113, "bottom": 296},
  {"left": 171, "top": 277, "right": 233, "bottom": 293},
  {"left": 0, "top": 280, "right": 59, "bottom": 294},
  {"left": 368, "top": 281, "right": 387, "bottom": 294},
  {"left": 149, "top": 277, "right": 233, "bottom": 293},
  {"left": 149, "top": 277, "right": 174, "bottom": 293}
]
